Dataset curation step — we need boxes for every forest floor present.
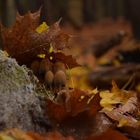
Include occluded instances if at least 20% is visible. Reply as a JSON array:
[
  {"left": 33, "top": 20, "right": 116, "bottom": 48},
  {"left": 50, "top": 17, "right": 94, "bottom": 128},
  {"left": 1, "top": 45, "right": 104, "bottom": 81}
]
[{"left": 0, "top": 13, "right": 140, "bottom": 140}]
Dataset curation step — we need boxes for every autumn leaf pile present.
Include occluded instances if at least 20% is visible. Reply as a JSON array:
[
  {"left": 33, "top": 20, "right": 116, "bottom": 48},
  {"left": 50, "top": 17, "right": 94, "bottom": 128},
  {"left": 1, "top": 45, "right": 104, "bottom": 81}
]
[
  {"left": 1, "top": 11, "right": 71, "bottom": 66},
  {"left": 1, "top": 11, "right": 140, "bottom": 140}
]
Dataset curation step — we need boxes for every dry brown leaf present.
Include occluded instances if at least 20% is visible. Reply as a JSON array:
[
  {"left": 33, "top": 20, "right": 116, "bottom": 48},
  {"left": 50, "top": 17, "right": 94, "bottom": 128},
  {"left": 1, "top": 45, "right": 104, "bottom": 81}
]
[
  {"left": 86, "top": 129, "right": 128, "bottom": 140},
  {"left": 103, "top": 95, "right": 138, "bottom": 128},
  {"left": 100, "top": 81, "right": 139, "bottom": 128},
  {"left": 1, "top": 12, "right": 70, "bottom": 66},
  {"left": 46, "top": 89, "right": 101, "bottom": 122},
  {"left": 48, "top": 52, "right": 79, "bottom": 68},
  {"left": 28, "top": 131, "right": 75, "bottom": 140}
]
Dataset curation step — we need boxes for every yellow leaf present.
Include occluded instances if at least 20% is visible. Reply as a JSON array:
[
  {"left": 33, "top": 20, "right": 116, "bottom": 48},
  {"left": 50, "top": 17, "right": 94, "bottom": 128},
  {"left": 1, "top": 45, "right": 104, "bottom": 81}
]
[
  {"left": 98, "top": 58, "right": 110, "bottom": 65},
  {"left": 37, "top": 54, "right": 46, "bottom": 59},
  {"left": 36, "top": 22, "right": 49, "bottom": 33},
  {"left": 3, "top": 129, "right": 33, "bottom": 140},
  {"left": 136, "top": 83, "right": 140, "bottom": 92},
  {"left": 3, "top": 51, "right": 9, "bottom": 57},
  {"left": 49, "top": 43, "right": 54, "bottom": 53},
  {"left": 67, "top": 67, "right": 94, "bottom": 92},
  {"left": 100, "top": 82, "right": 134, "bottom": 111},
  {"left": 118, "top": 118, "right": 129, "bottom": 127},
  {"left": 91, "top": 88, "right": 98, "bottom": 94},
  {"left": 112, "top": 59, "right": 121, "bottom": 66},
  {"left": 0, "top": 134, "right": 14, "bottom": 140}
]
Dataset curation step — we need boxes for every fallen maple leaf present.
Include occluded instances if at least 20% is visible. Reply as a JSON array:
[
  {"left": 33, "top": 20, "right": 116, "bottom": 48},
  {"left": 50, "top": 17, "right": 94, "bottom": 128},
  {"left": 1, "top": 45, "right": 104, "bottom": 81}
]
[
  {"left": 45, "top": 89, "right": 101, "bottom": 139},
  {"left": 1, "top": 11, "right": 70, "bottom": 66},
  {"left": 46, "top": 89, "right": 101, "bottom": 122}
]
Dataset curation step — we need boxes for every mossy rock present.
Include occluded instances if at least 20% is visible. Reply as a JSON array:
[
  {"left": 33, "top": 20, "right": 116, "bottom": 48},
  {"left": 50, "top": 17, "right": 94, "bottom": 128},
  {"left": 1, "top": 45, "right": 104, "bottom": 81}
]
[{"left": 0, "top": 50, "right": 51, "bottom": 132}]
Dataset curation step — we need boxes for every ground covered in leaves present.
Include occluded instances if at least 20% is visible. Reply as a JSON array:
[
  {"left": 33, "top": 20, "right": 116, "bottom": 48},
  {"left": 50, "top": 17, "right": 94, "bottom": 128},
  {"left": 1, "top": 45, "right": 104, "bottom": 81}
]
[{"left": 0, "top": 11, "right": 140, "bottom": 140}]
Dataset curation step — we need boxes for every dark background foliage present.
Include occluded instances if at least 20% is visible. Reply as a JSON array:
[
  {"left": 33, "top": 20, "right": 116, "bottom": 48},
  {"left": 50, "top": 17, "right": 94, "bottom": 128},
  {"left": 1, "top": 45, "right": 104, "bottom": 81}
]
[{"left": 1, "top": 0, "right": 140, "bottom": 48}]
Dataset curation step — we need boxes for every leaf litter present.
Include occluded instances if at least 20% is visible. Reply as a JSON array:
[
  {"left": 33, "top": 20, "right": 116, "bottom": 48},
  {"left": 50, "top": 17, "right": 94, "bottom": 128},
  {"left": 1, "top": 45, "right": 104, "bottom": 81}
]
[{"left": 1, "top": 10, "right": 140, "bottom": 140}]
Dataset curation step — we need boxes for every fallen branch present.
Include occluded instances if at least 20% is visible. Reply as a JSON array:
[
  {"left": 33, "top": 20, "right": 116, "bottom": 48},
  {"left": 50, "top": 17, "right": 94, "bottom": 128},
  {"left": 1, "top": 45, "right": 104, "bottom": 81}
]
[{"left": 88, "top": 64, "right": 140, "bottom": 89}]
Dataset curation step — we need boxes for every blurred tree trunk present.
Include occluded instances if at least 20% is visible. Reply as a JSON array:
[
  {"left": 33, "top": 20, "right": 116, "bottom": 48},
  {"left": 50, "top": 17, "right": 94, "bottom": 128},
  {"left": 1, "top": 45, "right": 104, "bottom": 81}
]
[
  {"left": 1, "top": 0, "right": 16, "bottom": 27},
  {"left": 15, "top": 0, "right": 31, "bottom": 15},
  {"left": 105, "top": 0, "right": 117, "bottom": 18},
  {"left": 0, "top": 26, "right": 3, "bottom": 50},
  {"left": 83, "top": 0, "right": 125, "bottom": 23},
  {"left": 103, "top": 0, "right": 124, "bottom": 19},
  {"left": 40, "top": 0, "right": 67, "bottom": 25},
  {"left": 15, "top": 0, "right": 42, "bottom": 15},
  {"left": 0, "top": 0, "right": 16, "bottom": 49},
  {"left": 40, "top": 0, "right": 53, "bottom": 24},
  {"left": 117, "top": 0, "right": 125, "bottom": 17},
  {"left": 28, "top": 0, "right": 42, "bottom": 12},
  {"left": 67, "top": 0, "right": 83, "bottom": 28},
  {"left": 0, "top": 1, "right": 3, "bottom": 50},
  {"left": 95, "top": 0, "right": 106, "bottom": 20},
  {"left": 83, "top": 0, "right": 96, "bottom": 23},
  {"left": 125, "top": 0, "right": 140, "bottom": 40}
]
